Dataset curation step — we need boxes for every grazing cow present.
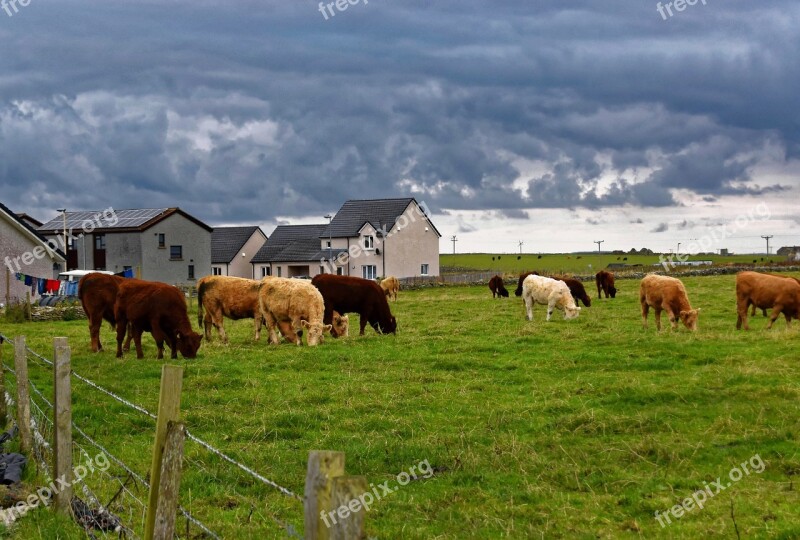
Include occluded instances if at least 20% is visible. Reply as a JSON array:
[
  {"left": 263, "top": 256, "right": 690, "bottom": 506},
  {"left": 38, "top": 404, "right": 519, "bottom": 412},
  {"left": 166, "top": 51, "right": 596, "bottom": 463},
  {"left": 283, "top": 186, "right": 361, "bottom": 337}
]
[
  {"left": 595, "top": 270, "right": 617, "bottom": 299},
  {"left": 78, "top": 272, "right": 132, "bottom": 353},
  {"left": 522, "top": 274, "right": 581, "bottom": 321},
  {"left": 380, "top": 276, "right": 400, "bottom": 301},
  {"left": 258, "top": 277, "right": 331, "bottom": 346},
  {"left": 488, "top": 275, "right": 509, "bottom": 298},
  {"left": 639, "top": 274, "right": 699, "bottom": 331},
  {"left": 514, "top": 271, "right": 540, "bottom": 297},
  {"left": 735, "top": 271, "right": 800, "bottom": 330},
  {"left": 311, "top": 274, "right": 397, "bottom": 335},
  {"left": 550, "top": 276, "right": 591, "bottom": 307},
  {"left": 114, "top": 280, "right": 203, "bottom": 359},
  {"left": 197, "top": 276, "right": 348, "bottom": 343},
  {"left": 749, "top": 274, "right": 800, "bottom": 316}
]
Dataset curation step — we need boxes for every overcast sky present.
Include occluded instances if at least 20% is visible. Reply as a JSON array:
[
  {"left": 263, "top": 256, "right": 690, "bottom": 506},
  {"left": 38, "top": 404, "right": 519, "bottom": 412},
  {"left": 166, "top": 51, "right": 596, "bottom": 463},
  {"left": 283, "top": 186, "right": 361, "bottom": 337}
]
[{"left": 1, "top": 0, "right": 798, "bottom": 254}]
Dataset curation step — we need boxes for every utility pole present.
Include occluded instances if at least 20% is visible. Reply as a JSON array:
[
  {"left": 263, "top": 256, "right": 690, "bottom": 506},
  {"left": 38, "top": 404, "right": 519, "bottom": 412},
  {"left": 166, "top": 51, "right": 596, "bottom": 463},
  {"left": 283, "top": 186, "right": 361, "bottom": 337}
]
[
  {"left": 324, "top": 214, "right": 333, "bottom": 270},
  {"left": 761, "top": 235, "right": 773, "bottom": 255},
  {"left": 594, "top": 240, "right": 604, "bottom": 254},
  {"left": 450, "top": 235, "right": 458, "bottom": 255},
  {"left": 518, "top": 240, "right": 524, "bottom": 254}
]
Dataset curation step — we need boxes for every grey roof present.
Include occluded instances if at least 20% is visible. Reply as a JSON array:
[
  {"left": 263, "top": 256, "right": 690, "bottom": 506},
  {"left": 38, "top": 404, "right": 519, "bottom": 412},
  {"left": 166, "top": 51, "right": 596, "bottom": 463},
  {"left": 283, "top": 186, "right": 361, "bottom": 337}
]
[
  {"left": 320, "top": 198, "right": 440, "bottom": 238},
  {"left": 38, "top": 207, "right": 212, "bottom": 233},
  {"left": 211, "top": 226, "right": 265, "bottom": 264},
  {"left": 251, "top": 224, "right": 345, "bottom": 263}
]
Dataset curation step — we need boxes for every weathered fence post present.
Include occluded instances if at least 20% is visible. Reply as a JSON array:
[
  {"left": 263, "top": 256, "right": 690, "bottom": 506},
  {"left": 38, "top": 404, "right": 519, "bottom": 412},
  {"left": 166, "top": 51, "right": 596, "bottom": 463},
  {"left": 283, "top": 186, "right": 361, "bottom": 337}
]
[
  {"left": 330, "top": 476, "right": 368, "bottom": 540},
  {"left": 0, "top": 336, "right": 6, "bottom": 426},
  {"left": 53, "top": 337, "right": 73, "bottom": 514},
  {"left": 305, "top": 451, "right": 345, "bottom": 540},
  {"left": 153, "top": 421, "right": 186, "bottom": 540},
  {"left": 144, "top": 365, "right": 184, "bottom": 540},
  {"left": 13, "top": 336, "right": 31, "bottom": 454}
]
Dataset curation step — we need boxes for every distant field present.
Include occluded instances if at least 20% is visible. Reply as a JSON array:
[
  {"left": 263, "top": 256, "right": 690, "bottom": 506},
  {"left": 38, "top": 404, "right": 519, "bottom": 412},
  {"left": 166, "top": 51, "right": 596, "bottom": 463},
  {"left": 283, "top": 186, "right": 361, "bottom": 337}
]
[
  {"left": 441, "top": 252, "right": 786, "bottom": 275},
  {"left": 3, "top": 273, "right": 800, "bottom": 538}
]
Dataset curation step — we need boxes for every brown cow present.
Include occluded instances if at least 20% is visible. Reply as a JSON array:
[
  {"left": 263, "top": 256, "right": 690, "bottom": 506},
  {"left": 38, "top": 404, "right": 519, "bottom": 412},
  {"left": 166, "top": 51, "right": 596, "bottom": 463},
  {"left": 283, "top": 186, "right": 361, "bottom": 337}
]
[
  {"left": 550, "top": 276, "right": 591, "bottom": 307},
  {"left": 595, "top": 270, "right": 617, "bottom": 299},
  {"left": 197, "top": 276, "right": 348, "bottom": 343},
  {"left": 380, "top": 276, "right": 400, "bottom": 301},
  {"left": 736, "top": 271, "right": 800, "bottom": 330},
  {"left": 311, "top": 274, "right": 396, "bottom": 335},
  {"left": 114, "top": 280, "right": 202, "bottom": 359},
  {"left": 489, "top": 275, "right": 509, "bottom": 298},
  {"left": 640, "top": 274, "right": 699, "bottom": 331},
  {"left": 78, "top": 272, "right": 132, "bottom": 353},
  {"left": 749, "top": 273, "right": 800, "bottom": 317},
  {"left": 514, "top": 271, "right": 539, "bottom": 297}
]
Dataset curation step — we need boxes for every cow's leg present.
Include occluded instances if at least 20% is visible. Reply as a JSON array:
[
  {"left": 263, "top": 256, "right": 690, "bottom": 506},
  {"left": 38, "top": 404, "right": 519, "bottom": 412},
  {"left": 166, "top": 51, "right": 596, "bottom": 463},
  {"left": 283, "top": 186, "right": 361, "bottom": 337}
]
[
  {"left": 89, "top": 314, "right": 103, "bottom": 352},
  {"left": 132, "top": 327, "right": 144, "bottom": 359},
  {"left": 215, "top": 316, "right": 229, "bottom": 344},
  {"left": 666, "top": 308, "right": 678, "bottom": 330},
  {"left": 750, "top": 303, "right": 756, "bottom": 317},
  {"left": 123, "top": 322, "right": 133, "bottom": 352},
  {"left": 766, "top": 305, "right": 783, "bottom": 330},
  {"left": 254, "top": 315, "right": 263, "bottom": 341},
  {"left": 640, "top": 300, "right": 649, "bottom": 328},
  {"left": 654, "top": 308, "right": 662, "bottom": 331},
  {"left": 784, "top": 312, "right": 792, "bottom": 328},
  {"left": 359, "top": 316, "right": 367, "bottom": 336},
  {"left": 263, "top": 311, "right": 280, "bottom": 344},
  {"left": 736, "top": 297, "right": 749, "bottom": 330},
  {"left": 203, "top": 313, "right": 213, "bottom": 341},
  {"left": 115, "top": 318, "right": 127, "bottom": 358}
]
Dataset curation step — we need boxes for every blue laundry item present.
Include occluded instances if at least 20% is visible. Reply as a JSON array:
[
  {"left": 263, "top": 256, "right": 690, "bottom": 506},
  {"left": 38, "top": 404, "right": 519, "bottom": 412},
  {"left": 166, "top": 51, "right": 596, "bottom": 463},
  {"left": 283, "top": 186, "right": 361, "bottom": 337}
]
[
  {"left": 123, "top": 268, "right": 134, "bottom": 278},
  {"left": 37, "top": 278, "right": 46, "bottom": 295},
  {"left": 66, "top": 281, "right": 78, "bottom": 296},
  {"left": 23, "top": 275, "right": 32, "bottom": 286},
  {"left": 15, "top": 273, "right": 22, "bottom": 281}
]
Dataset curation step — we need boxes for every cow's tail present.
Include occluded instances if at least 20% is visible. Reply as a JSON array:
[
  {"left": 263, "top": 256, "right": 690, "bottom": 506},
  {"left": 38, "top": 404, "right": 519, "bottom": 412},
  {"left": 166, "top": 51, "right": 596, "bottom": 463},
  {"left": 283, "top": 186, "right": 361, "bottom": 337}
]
[{"left": 197, "top": 281, "right": 205, "bottom": 329}]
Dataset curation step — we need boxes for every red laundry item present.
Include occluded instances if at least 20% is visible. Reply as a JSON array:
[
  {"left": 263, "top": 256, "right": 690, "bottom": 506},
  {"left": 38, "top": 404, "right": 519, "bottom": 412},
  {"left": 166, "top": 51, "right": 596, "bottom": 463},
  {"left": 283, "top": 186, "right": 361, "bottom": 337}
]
[{"left": 46, "top": 279, "right": 60, "bottom": 293}]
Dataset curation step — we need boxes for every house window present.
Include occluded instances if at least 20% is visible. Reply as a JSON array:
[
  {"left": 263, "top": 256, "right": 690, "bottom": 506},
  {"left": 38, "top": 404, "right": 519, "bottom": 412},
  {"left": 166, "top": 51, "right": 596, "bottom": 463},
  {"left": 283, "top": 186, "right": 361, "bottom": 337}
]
[
  {"left": 158, "top": 233, "right": 165, "bottom": 248},
  {"left": 363, "top": 235, "right": 374, "bottom": 249},
  {"left": 362, "top": 265, "right": 377, "bottom": 280},
  {"left": 170, "top": 245, "right": 182, "bottom": 260},
  {"left": 212, "top": 267, "right": 222, "bottom": 276},
  {"left": 320, "top": 266, "right": 326, "bottom": 275},
  {"left": 337, "top": 267, "right": 343, "bottom": 275},
  {"left": 261, "top": 267, "right": 271, "bottom": 277},
  {"left": 326, "top": 240, "right": 331, "bottom": 248},
  {"left": 188, "top": 265, "right": 195, "bottom": 280},
  {"left": 421, "top": 264, "right": 429, "bottom": 276},
  {"left": 94, "top": 235, "right": 106, "bottom": 250},
  {"left": 277, "top": 267, "right": 282, "bottom": 277}
]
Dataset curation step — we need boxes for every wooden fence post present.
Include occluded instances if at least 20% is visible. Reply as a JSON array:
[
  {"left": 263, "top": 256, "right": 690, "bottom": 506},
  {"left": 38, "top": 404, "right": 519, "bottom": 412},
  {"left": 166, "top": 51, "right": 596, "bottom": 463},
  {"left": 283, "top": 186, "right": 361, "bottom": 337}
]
[
  {"left": 53, "top": 337, "right": 73, "bottom": 514},
  {"left": 153, "top": 421, "right": 186, "bottom": 540},
  {"left": 144, "top": 365, "right": 183, "bottom": 540},
  {"left": 305, "top": 451, "right": 345, "bottom": 540},
  {"left": 0, "top": 336, "right": 6, "bottom": 427},
  {"left": 13, "top": 336, "right": 31, "bottom": 454},
  {"left": 330, "top": 476, "right": 368, "bottom": 540}
]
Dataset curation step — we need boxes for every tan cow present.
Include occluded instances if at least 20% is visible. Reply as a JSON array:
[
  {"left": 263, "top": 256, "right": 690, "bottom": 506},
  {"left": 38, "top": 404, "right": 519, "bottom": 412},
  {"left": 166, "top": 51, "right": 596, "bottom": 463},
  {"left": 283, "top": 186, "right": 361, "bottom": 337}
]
[
  {"left": 380, "top": 276, "right": 400, "bottom": 301},
  {"left": 639, "top": 274, "right": 699, "bottom": 331},
  {"left": 522, "top": 274, "right": 581, "bottom": 321},
  {"left": 198, "top": 275, "right": 347, "bottom": 343},
  {"left": 258, "top": 277, "right": 332, "bottom": 346},
  {"left": 736, "top": 271, "right": 800, "bottom": 330}
]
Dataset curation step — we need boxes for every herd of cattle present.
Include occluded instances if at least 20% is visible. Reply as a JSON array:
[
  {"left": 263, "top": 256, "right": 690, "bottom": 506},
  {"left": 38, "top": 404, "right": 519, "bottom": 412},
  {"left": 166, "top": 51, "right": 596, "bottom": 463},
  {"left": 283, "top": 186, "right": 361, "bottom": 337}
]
[
  {"left": 490, "top": 269, "right": 800, "bottom": 332},
  {"left": 75, "top": 267, "right": 799, "bottom": 360}
]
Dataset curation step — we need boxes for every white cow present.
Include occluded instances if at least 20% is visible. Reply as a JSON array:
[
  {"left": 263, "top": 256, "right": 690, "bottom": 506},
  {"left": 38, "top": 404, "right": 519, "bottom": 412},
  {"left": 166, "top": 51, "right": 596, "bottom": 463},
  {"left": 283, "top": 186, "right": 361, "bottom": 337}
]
[{"left": 522, "top": 274, "right": 581, "bottom": 321}]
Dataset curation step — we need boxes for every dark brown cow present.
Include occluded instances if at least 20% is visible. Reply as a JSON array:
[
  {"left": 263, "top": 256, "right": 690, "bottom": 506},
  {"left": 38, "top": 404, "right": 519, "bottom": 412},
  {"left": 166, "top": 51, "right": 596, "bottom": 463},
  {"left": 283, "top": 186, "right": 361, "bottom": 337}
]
[
  {"left": 78, "top": 272, "right": 132, "bottom": 353},
  {"left": 736, "top": 271, "right": 800, "bottom": 330},
  {"left": 114, "top": 280, "right": 202, "bottom": 359},
  {"left": 488, "top": 275, "right": 509, "bottom": 298},
  {"left": 311, "top": 274, "right": 396, "bottom": 336},
  {"left": 514, "top": 271, "right": 539, "bottom": 297},
  {"left": 550, "top": 276, "right": 592, "bottom": 307},
  {"left": 595, "top": 270, "right": 617, "bottom": 299}
]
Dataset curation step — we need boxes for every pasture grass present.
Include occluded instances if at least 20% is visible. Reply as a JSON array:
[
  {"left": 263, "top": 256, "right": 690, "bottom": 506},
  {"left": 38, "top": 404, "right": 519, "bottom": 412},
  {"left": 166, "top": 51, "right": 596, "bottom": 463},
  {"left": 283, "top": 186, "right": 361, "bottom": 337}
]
[
  {"left": 441, "top": 252, "right": 786, "bottom": 275},
  {"left": 1, "top": 273, "right": 799, "bottom": 539}
]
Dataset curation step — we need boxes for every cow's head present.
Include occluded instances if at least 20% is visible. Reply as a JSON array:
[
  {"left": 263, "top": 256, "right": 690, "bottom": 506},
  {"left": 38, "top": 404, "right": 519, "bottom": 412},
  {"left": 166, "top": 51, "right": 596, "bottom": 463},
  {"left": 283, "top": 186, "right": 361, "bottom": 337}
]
[
  {"left": 380, "top": 315, "right": 397, "bottom": 334},
  {"left": 332, "top": 311, "right": 349, "bottom": 338},
  {"left": 609, "top": 286, "right": 617, "bottom": 298},
  {"left": 564, "top": 305, "right": 581, "bottom": 320},
  {"left": 679, "top": 308, "right": 700, "bottom": 331},
  {"left": 301, "top": 320, "right": 332, "bottom": 346},
  {"left": 499, "top": 287, "right": 509, "bottom": 298},
  {"left": 177, "top": 331, "right": 203, "bottom": 359}
]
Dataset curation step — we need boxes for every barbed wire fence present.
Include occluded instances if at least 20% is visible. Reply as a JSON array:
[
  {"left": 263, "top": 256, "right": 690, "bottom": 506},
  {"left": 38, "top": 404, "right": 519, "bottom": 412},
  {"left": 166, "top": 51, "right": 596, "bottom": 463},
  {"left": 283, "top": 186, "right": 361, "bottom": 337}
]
[{"left": 0, "top": 332, "right": 333, "bottom": 540}]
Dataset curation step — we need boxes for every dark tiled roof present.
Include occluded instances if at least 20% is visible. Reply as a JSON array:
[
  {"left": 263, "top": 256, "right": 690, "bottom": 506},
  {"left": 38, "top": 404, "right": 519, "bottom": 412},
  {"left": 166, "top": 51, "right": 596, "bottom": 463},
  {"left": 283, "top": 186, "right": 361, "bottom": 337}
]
[
  {"left": 251, "top": 224, "right": 343, "bottom": 263},
  {"left": 321, "top": 198, "right": 440, "bottom": 238},
  {"left": 211, "top": 226, "right": 265, "bottom": 264},
  {"left": 0, "top": 201, "right": 66, "bottom": 260},
  {"left": 38, "top": 208, "right": 212, "bottom": 233}
]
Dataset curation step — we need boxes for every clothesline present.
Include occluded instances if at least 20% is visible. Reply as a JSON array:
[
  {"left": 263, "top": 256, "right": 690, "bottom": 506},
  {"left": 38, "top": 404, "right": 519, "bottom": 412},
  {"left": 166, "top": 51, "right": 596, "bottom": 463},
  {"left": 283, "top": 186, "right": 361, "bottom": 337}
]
[{"left": 13, "top": 268, "right": 134, "bottom": 297}]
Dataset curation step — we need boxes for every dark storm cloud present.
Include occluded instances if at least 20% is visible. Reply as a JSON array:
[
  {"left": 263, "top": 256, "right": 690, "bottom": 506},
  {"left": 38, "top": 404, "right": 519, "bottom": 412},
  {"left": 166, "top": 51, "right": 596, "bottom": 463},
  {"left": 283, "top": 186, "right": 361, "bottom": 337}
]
[
  {"left": 0, "top": 0, "right": 797, "bottom": 223},
  {"left": 651, "top": 223, "right": 669, "bottom": 233}
]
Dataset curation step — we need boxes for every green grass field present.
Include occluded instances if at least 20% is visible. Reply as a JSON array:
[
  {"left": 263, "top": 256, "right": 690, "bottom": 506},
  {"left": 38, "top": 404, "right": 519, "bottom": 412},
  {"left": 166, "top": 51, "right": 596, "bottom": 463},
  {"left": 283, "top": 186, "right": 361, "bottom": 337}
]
[
  {"left": 2, "top": 273, "right": 800, "bottom": 539},
  {"left": 441, "top": 253, "right": 786, "bottom": 275}
]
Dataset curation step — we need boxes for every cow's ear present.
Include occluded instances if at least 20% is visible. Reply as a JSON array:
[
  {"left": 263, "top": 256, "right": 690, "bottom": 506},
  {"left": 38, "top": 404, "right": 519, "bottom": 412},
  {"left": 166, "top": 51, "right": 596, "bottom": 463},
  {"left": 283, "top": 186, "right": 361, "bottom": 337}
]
[{"left": 323, "top": 324, "right": 332, "bottom": 332}]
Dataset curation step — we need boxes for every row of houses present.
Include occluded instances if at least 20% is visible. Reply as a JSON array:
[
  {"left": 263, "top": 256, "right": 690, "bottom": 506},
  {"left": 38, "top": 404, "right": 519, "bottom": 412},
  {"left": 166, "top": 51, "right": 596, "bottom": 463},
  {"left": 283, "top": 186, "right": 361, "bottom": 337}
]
[{"left": 0, "top": 198, "right": 440, "bottom": 302}]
